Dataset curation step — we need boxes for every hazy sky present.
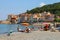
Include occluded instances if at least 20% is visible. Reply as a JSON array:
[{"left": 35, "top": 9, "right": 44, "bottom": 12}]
[{"left": 0, "top": 0, "right": 60, "bottom": 20}]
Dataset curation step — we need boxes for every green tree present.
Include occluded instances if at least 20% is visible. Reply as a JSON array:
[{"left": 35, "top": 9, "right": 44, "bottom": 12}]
[{"left": 26, "top": 2, "right": 60, "bottom": 15}]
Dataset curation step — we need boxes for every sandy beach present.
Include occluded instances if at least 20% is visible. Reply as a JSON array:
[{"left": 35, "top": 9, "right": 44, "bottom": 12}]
[{"left": 0, "top": 31, "right": 60, "bottom": 40}]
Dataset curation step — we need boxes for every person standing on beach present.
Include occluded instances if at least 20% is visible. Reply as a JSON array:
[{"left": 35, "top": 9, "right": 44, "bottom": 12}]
[{"left": 44, "top": 24, "right": 49, "bottom": 31}]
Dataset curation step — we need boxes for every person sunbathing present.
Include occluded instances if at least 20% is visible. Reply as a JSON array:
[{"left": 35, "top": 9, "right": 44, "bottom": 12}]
[
  {"left": 25, "top": 27, "right": 30, "bottom": 33},
  {"left": 17, "top": 27, "right": 24, "bottom": 32}
]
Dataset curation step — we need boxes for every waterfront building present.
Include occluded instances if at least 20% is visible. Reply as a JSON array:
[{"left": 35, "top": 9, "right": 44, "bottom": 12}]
[
  {"left": 18, "top": 13, "right": 32, "bottom": 23},
  {"left": 7, "top": 14, "right": 18, "bottom": 24},
  {"left": 7, "top": 11, "right": 55, "bottom": 24},
  {"left": 44, "top": 12, "right": 54, "bottom": 22},
  {"left": 32, "top": 13, "right": 39, "bottom": 23},
  {"left": 18, "top": 13, "right": 27, "bottom": 23},
  {"left": 37, "top": 12, "right": 54, "bottom": 22}
]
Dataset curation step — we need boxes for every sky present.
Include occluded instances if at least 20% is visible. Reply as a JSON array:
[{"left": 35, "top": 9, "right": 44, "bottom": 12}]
[{"left": 0, "top": 0, "right": 60, "bottom": 20}]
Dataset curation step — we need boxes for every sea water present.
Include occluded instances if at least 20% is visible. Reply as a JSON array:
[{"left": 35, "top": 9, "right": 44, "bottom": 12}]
[{"left": 0, "top": 24, "right": 35, "bottom": 34}]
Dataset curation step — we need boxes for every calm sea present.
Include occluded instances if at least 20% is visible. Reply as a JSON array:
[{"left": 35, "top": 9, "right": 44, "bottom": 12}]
[{"left": 0, "top": 24, "right": 36, "bottom": 34}]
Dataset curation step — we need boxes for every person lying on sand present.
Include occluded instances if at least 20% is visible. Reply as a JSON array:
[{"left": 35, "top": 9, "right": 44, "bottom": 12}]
[
  {"left": 25, "top": 27, "right": 30, "bottom": 33},
  {"left": 17, "top": 27, "right": 25, "bottom": 32}
]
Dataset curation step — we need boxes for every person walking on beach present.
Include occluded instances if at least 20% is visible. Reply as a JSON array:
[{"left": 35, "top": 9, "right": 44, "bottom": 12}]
[
  {"left": 7, "top": 30, "right": 13, "bottom": 36},
  {"left": 17, "top": 26, "right": 20, "bottom": 32}
]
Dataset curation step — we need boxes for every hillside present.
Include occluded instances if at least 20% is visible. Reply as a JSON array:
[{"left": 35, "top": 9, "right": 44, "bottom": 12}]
[{"left": 26, "top": 2, "right": 60, "bottom": 15}]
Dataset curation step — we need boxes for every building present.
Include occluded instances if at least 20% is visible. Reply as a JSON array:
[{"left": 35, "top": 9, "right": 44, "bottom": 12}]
[
  {"left": 7, "top": 14, "right": 18, "bottom": 24},
  {"left": 31, "top": 12, "right": 55, "bottom": 23},
  {"left": 18, "top": 13, "right": 32, "bottom": 23},
  {"left": 44, "top": 12, "right": 55, "bottom": 22},
  {"left": 7, "top": 11, "right": 55, "bottom": 24}
]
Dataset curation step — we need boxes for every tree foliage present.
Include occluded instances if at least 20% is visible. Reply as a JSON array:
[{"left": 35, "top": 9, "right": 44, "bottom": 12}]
[
  {"left": 54, "top": 18, "right": 60, "bottom": 22},
  {"left": 26, "top": 2, "right": 60, "bottom": 15}
]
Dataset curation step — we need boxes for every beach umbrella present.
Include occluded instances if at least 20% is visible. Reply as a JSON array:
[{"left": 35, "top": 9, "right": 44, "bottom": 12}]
[{"left": 42, "top": 22, "right": 51, "bottom": 25}]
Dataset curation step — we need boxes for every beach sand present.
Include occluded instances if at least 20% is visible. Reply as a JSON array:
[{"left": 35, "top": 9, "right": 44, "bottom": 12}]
[{"left": 0, "top": 31, "right": 60, "bottom": 40}]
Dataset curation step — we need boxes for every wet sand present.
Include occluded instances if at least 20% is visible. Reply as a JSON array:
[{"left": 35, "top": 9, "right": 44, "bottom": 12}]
[{"left": 0, "top": 31, "right": 60, "bottom": 40}]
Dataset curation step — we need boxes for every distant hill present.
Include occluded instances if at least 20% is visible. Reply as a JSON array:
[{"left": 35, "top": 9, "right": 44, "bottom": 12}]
[{"left": 26, "top": 2, "right": 60, "bottom": 15}]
